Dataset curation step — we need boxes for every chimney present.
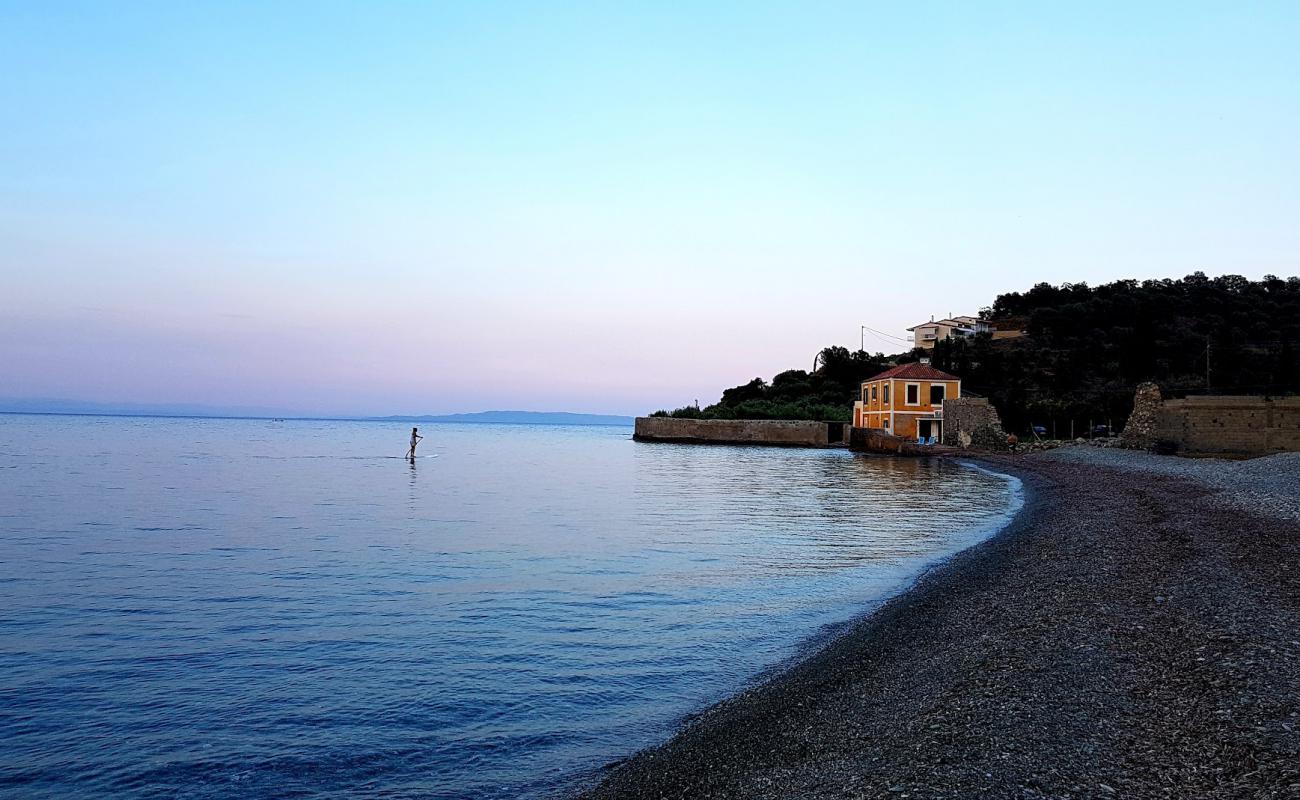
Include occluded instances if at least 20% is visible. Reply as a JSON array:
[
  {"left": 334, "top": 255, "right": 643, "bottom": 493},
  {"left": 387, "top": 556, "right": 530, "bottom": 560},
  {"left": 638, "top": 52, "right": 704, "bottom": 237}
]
[{"left": 920, "top": 357, "right": 931, "bottom": 365}]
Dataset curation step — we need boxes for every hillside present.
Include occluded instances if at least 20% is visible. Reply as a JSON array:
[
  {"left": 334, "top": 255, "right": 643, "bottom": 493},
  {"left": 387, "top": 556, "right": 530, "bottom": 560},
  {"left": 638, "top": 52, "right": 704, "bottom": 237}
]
[
  {"left": 937, "top": 272, "right": 1300, "bottom": 431},
  {"left": 656, "top": 273, "right": 1300, "bottom": 432}
]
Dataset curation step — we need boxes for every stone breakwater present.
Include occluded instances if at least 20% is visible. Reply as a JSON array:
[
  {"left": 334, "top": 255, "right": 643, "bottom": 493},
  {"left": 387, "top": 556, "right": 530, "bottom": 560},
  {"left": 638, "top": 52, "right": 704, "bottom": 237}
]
[
  {"left": 577, "top": 449, "right": 1300, "bottom": 799},
  {"left": 633, "top": 417, "right": 846, "bottom": 447}
]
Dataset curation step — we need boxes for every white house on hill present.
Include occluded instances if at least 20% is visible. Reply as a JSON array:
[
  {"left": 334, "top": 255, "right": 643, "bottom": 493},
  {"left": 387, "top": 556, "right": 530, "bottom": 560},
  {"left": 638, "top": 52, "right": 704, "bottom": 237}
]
[{"left": 907, "top": 315, "right": 993, "bottom": 349}]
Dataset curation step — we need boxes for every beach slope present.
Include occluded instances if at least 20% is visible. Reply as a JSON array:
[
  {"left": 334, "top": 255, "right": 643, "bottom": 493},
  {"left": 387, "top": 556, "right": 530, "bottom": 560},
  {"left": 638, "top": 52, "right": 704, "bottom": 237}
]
[{"left": 579, "top": 451, "right": 1300, "bottom": 799}]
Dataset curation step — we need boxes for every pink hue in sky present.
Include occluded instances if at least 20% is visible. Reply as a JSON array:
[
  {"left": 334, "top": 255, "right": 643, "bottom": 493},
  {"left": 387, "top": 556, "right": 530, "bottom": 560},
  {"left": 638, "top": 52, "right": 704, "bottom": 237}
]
[{"left": 4, "top": 3, "right": 1298, "bottom": 416}]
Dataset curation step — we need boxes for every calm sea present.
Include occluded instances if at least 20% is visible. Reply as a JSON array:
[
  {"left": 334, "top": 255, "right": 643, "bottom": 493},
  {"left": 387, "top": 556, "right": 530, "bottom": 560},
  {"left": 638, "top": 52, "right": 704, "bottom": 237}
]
[{"left": 0, "top": 415, "right": 1020, "bottom": 798}]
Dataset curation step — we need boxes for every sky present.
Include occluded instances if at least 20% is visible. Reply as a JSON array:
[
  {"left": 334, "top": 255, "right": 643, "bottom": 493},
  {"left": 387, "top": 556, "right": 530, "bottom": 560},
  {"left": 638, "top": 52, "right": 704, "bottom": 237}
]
[{"left": 2, "top": 2, "right": 1298, "bottom": 416}]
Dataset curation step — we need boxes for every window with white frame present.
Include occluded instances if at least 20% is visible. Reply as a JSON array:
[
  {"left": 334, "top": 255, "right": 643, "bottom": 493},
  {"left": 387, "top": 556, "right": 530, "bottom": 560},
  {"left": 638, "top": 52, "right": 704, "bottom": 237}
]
[{"left": 905, "top": 383, "right": 919, "bottom": 405}]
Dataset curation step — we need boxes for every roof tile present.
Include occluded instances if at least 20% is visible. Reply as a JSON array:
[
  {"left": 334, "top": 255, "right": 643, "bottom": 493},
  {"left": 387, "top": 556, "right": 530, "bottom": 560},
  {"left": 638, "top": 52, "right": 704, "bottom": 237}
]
[{"left": 863, "top": 363, "right": 960, "bottom": 382}]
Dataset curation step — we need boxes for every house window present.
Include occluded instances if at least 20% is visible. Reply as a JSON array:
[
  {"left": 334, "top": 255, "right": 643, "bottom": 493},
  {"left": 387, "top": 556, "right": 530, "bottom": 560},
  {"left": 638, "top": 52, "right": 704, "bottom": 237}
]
[
  {"left": 862, "top": 386, "right": 869, "bottom": 403},
  {"left": 905, "top": 383, "right": 919, "bottom": 405},
  {"left": 930, "top": 384, "right": 945, "bottom": 405},
  {"left": 882, "top": 384, "right": 890, "bottom": 405},
  {"left": 871, "top": 384, "right": 878, "bottom": 402}
]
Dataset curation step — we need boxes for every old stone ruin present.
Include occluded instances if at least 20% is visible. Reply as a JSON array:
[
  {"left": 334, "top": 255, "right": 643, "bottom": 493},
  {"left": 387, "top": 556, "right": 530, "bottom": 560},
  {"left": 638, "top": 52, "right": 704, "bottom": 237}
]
[
  {"left": 1119, "top": 382, "right": 1162, "bottom": 451},
  {"left": 941, "top": 397, "right": 1008, "bottom": 450},
  {"left": 1122, "top": 383, "right": 1300, "bottom": 456}
]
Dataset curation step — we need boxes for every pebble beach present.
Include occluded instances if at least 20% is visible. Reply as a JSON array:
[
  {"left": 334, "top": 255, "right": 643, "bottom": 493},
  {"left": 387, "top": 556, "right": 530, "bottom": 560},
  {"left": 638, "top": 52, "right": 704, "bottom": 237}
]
[{"left": 577, "top": 448, "right": 1300, "bottom": 799}]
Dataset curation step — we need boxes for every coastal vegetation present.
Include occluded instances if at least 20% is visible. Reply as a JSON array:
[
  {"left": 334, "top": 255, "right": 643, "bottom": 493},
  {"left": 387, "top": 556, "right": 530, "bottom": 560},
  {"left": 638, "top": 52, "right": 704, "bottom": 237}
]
[
  {"left": 651, "top": 347, "right": 894, "bottom": 422},
  {"left": 654, "top": 273, "right": 1300, "bottom": 431}
]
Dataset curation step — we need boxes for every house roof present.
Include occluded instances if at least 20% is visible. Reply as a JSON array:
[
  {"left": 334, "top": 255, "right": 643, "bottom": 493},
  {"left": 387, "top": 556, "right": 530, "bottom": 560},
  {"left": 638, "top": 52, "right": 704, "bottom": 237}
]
[
  {"left": 863, "top": 362, "right": 960, "bottom": 383},
  {"left": 906, "top": 316, "right": 988, "bottom": 331}
]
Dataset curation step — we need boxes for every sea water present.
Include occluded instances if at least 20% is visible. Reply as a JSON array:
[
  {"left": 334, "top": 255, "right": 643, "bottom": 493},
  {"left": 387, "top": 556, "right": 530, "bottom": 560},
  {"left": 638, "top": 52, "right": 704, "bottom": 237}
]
[{"left": 0, "top": 415, "right": 1020, "bottom": 798}]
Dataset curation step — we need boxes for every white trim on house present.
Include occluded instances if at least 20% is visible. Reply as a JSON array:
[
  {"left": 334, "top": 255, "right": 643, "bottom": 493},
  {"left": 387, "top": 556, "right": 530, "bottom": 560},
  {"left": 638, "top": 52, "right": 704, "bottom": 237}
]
[
  {"left": 916, "top": 417, "right": 943, "bottom": 443},
  {"left": 904, "top": 382, "right": 920, "bottom": 406}
]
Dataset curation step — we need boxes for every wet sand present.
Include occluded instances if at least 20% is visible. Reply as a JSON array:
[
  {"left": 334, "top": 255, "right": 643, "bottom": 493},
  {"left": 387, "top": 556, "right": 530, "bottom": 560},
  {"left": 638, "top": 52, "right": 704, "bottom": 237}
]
[{"left": 576, "top": 451, "right": 1300, "bottom": 799}]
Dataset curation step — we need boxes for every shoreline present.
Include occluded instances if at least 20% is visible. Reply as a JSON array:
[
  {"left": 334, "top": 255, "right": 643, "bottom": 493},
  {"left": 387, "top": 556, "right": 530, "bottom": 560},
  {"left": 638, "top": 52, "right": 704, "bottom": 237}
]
[{"left": 575, "top": 449, "right": 1300, "bottom": 798}]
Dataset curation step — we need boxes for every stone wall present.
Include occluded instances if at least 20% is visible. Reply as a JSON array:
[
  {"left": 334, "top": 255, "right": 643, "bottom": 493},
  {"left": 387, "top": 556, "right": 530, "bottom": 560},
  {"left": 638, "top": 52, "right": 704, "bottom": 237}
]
[
  {"left": 633, "top": 417, "right": 837, "bottom": 447},
  {"left": 1153, "top": 395, "right": 1300, "bottom": 456},
  {"left": 849, "top": 427, "right": 950, "bottom": 456},
  {"left": 941, "top": 397, "right": 1006, "bottom": 449}
]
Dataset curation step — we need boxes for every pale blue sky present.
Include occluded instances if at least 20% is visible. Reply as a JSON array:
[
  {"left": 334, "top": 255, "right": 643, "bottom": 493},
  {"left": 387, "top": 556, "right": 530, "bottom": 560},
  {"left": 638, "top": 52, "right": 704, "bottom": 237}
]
[{"left": 3, "top": 2, "right": 1298, "bottom": 415}]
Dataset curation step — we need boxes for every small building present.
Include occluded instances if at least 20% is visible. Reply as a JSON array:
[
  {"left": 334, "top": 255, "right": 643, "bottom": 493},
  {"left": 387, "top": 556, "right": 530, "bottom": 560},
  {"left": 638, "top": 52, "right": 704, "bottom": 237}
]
[
  {"left": 907, "top": 315, "right": 993, "bottom": 350},
  {"left": 853, "top": 361, "right": 961, "bottom": 443}
]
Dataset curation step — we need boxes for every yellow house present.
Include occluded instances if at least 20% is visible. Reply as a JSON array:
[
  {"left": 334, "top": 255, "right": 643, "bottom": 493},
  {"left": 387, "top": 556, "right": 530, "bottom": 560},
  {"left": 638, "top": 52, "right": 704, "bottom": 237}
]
[{"left": 853, "top": 361, "right": 961, "bottom": 442}]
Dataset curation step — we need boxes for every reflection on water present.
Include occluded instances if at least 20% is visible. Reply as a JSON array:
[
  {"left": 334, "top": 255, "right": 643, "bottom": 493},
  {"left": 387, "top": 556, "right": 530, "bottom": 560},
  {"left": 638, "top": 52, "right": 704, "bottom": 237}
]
[
  {"left": 0, "top": 416, "right": 1018, "bottom": 799},
  {"left": 632, "top": 443, "right": 1011, "bottom": 576}
]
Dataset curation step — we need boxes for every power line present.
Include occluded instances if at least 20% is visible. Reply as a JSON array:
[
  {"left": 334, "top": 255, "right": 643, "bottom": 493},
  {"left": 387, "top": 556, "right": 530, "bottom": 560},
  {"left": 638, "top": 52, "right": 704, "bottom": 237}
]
[
  {"left": 865, "top": 324, "right": 910, "bottom": 343},
  {"left": 860, "top": 324, "right": 911, "bottom": 350}
]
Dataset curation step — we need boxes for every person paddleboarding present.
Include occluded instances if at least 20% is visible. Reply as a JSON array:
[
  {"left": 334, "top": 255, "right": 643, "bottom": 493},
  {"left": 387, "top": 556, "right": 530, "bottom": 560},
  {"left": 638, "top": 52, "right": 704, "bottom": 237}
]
[{"left": 406, "top": 427, "right": 423, "bottom": 460}]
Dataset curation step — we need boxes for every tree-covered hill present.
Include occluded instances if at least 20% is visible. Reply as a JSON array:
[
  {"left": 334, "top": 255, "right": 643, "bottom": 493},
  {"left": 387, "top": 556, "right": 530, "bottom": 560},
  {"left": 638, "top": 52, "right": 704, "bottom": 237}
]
[
  {"left": 654, "top": 273, "right": 1300, "bottom": 432},
  {"left": 651, "top": 347, "right": 893, "bottom": 422},
  {"left": 932, "top": 272, "right": 1300, "bottom": 432}
]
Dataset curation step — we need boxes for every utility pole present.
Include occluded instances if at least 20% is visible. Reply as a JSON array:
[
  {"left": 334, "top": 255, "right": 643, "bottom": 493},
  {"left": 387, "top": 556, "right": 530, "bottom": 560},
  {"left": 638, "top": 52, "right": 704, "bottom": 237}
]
[
  {"left": 861, "top": 326, "right": 866, "bottom": 352},
  {"left": 1205, "top": 337, "right": 1212, "bottom": 390}
]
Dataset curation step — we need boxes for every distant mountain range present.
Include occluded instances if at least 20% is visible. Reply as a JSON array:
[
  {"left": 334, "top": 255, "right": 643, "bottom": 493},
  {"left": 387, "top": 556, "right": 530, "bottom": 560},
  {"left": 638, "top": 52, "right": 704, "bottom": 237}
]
[
  {"left": 1, "top": 399, "right": 634, "bottom": 427},
  {"left": 370, "top": 410, "right": 634, "bottom": 426}
]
